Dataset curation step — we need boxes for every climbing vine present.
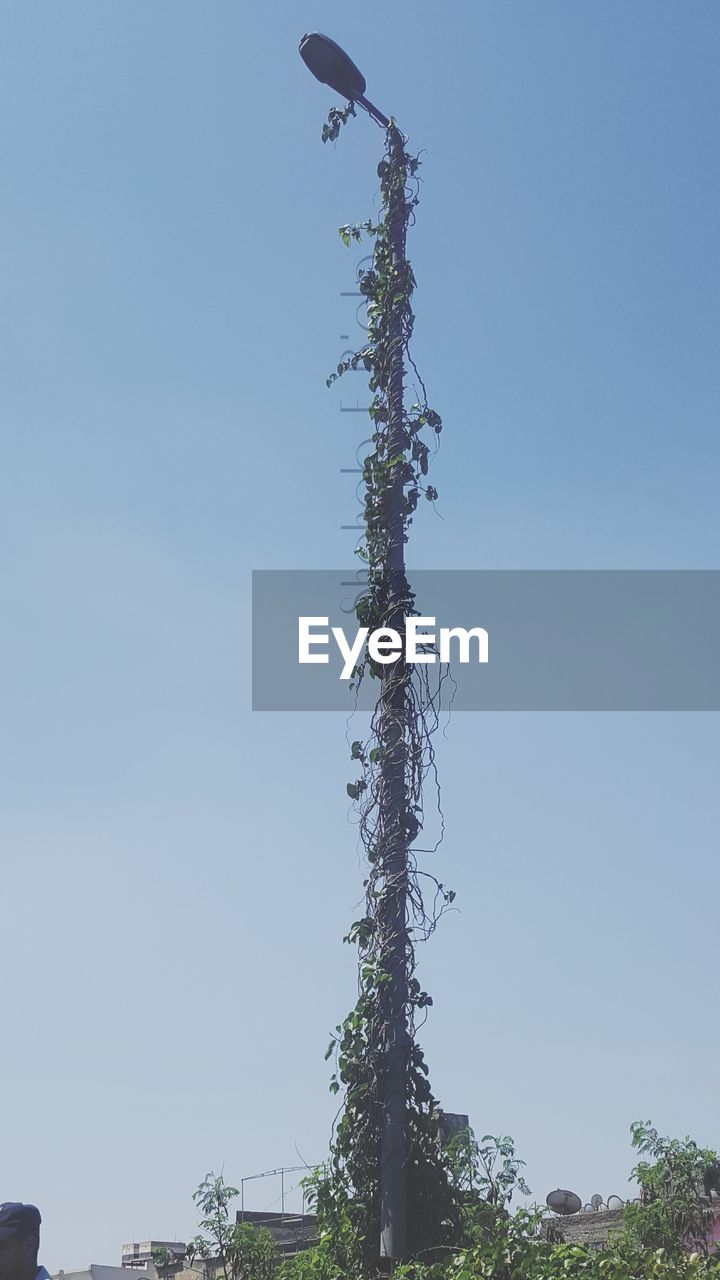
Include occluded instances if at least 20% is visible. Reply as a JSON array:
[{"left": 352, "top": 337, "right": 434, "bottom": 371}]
[{"left": 313, "top": 107, "right": 460, "bottom": 1273}]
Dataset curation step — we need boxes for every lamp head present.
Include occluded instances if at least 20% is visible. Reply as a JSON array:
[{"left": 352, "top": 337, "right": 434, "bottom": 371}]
[{"left": 299, "top": 32, "right": 367, "bottom": 102}]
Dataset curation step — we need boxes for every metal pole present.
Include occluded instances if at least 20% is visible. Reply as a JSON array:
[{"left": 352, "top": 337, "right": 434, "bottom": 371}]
[
  {"left": 378, "top": 123, "right": 410, "bottom": 1265},
  {"left": 298, "top": 47, "right": 414, "bottom": 1256}
]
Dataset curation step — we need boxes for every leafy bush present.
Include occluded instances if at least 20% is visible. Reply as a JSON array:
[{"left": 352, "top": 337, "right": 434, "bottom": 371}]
[{"left": 279, "top": 1124, "right": 720, "bottom": 1280}]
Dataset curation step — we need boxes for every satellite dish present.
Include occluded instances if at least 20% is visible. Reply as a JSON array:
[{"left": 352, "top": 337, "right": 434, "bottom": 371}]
[
  {"left": 598, "top": 1203, "right": 609, "bottom": 1213},
  {"left": 546, "top": 1189, "right": 582, "bottom": 1216},
  {"left": 583, "top": 1204, "right": 594, "bottom": 1213},
  {"left": 607, "top": 1196, "right": 624, "bottom": 1210},
  {"left": 591, "top": 1194, "right": 603, "bottom": 1210}
]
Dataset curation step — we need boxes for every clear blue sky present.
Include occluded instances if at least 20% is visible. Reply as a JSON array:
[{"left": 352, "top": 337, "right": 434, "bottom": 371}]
[{"left": 1, "top": 1, "right": 719, "bottom": 1270}]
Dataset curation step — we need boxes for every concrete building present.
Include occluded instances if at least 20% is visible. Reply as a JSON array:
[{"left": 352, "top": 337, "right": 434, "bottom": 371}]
[
  {"left": 235, "top": 1210, "right": 318, "bottom": 1260},
  {"left": 122, "top": 1244, "right": 186, "bottom": 1269},
  {"left": 55, "top": 1267, "right": 150, "bottom": 1280},
  {"left": 547, "top": 1200, "right": 720, "bottom": 1250},
  {"left": 550, "top": 1207, "right": 624, "bottom": 1248}
]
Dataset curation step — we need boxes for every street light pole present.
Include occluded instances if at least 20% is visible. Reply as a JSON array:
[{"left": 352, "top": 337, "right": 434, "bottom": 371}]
[
  {"left": 299, "top": 34, "right": 411, "bottom": 1264},
  {"left": 377, "top": 120, "right": 410, "bottom": 1266}
]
